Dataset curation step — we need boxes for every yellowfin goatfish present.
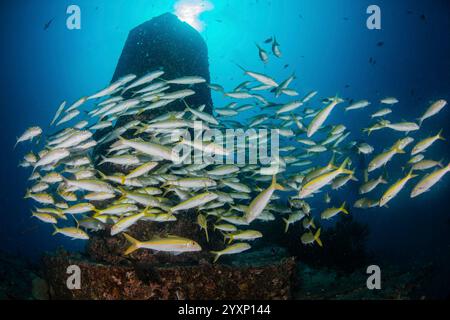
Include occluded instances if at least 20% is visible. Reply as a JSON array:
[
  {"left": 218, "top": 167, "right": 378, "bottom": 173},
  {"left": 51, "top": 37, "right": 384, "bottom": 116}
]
[
  {"left": 123, "top": 233, "right": 201, "bottom": 255},
  {"left": 14, "top": 127, "right": 42, "bottom": 148},
  {"left": 210, "top": 243, "right": 251, "bottom": 263},
  {"left": 417, "top": 99, "right": 447, "bottom": 126},
  {"left": 379, "top": 170, "right": 417, "bottom": 206},
  {"left": 320, "top": 202, "right": 349, "bottom": 220},
  {"left": 307, "top": 96, "right": 344, "bottom": 137},
  {"left": 244, "top": 176, "right": 284, "bottom": 223},
  {"left": 411, "top": 130, "right": 445, "bottom": 155},
  {"left": 299, "top": 158, "right": 353, "bottom": 198},
  {"left": 410, "top": 163, "right": 450, "bottom": 198},
  {"left": 301, "top": 228, "right": 322, "bottom": 247}
]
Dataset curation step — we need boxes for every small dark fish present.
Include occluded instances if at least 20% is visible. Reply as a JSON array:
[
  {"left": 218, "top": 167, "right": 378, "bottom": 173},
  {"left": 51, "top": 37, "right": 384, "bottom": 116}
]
[
  {"left": 406, "top": 10, "right": 413, "bottom": 15},
  {"left": 345, "top": 84, "right": 350, "bottom": 89},
  {"left": 377, "top": 41, "right": 384, "bottom": 47},
  {"left": 272, "top": 36, "right": 282, "bottom": 58},
  {"left": 215, "top": 19, "right": 223, "bottom": 23},
  {"left": 264, "top": 37, "right": 273, "bottom": 44},
  {"left": 284, "top": 64, "right": 289, "bottom": 69},
  {"left": 43, "top": 17, "right": 54, "bottom": 30},
  {"left": 420, "top": 14, "right": 426, "bottom": 21},
  {"left": 343, "top": 17, "right": 349, "bottom": 21}
]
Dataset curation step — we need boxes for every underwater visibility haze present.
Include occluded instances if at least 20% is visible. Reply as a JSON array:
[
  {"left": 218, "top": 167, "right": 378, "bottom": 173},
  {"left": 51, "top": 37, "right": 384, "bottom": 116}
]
[{"left": 0, "top": 0, "right": 449, "bottom": 300}]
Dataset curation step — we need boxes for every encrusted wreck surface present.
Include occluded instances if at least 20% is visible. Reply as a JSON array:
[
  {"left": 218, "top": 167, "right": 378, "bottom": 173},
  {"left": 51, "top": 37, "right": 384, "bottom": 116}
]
[
  {"left": 112, "top": 12, "right": 213, "bottom": 116},
  {"left": 43, "top": 250, "right": 296, "bottom": 300}
]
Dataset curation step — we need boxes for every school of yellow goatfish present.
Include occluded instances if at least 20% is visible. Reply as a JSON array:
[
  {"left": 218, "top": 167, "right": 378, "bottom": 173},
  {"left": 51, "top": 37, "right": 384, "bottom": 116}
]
[{"left": 15, "top": 40, "right": 449, "bottom": 263}]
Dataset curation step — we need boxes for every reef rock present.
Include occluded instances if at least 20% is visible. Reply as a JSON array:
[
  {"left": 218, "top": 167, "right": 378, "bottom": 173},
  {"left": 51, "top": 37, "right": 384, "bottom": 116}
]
[{"left": 43, "top": 250, "right": 296, "bottom": 300}]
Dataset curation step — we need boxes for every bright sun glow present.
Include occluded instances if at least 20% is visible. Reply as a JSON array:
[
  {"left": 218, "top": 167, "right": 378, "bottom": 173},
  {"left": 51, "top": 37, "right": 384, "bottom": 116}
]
[{"left": 174, "top": 0, "right": 213, "bottom": 32}]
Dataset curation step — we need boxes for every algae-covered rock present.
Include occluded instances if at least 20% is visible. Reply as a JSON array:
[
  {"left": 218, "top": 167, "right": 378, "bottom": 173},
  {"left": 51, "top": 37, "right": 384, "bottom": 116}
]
[
  {"left": 294, "top": 263, "right": 432, "bottom": 300},
  {"left": 0, "top": 250, "right": 37, "bottom": 300},
  {"left": 43, "top": 250, "right": 296, "bottom": 300},
  {"left": 31, "top": 276, "right": 49, "bottom": 300}
]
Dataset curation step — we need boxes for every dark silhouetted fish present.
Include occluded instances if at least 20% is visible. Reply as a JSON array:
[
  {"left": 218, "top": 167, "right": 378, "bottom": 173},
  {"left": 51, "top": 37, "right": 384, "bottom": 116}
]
[
  {"left": 377, "top": 41, "right": 384, "bottom": 47},
  {"left": 43, "top": 17, "right": 54, "bottom": 30},
  {"left": 264, "top": 37, "right": 273, "bottom": 44}
]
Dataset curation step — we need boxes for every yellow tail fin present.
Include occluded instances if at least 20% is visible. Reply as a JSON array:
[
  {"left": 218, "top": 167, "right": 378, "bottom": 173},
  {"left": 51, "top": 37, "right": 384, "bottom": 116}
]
[
  {"left": 310, "top": 218, "right": 316, "bottom": 229},
  {"left": 271, "top": 175, "right": 285, "bottom": 191},
  {"left": 339, "top": 158, "right": 353, "bottom": 175},
  {"left": 407, "top": 169, "right": 418, "bottom": 179},
  {"left": 282, "top": 218, "right": 289, "bottom": 233},
  {"left": 211, "top": 251, "right": 221, "bottom": 263},
  {"left": 328, "top": 153, "right": 336, "bottom": 169},
  {"left": 123, "top": 233, "right": 141, "bottom": 255},
  {"left": 314, "top": 228, "right": 323, "bottom": 247},
  {"left": 52, "top": 225, "right": 59, "bottom": 236},
  {"left": 437, "top": 129, "right": 445, "bottom": 141},
  {"left": 340, "top": 202, "right": 349, "bottom": 215}
]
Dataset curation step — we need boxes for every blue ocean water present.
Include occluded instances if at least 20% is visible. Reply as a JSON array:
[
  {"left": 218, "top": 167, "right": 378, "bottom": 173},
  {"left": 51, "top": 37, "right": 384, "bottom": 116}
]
[{"left": 0, "top": 0, "right": 449, "bottom": 295}]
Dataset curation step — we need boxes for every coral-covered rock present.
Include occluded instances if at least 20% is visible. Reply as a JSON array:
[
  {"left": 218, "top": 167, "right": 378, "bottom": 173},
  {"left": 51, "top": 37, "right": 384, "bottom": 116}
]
[
  {"left": 0, "top": 250, "right": 40, "bottom": 300},
  {"left": 43, "top": 251, "right": 296, "bottom": 300}
]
